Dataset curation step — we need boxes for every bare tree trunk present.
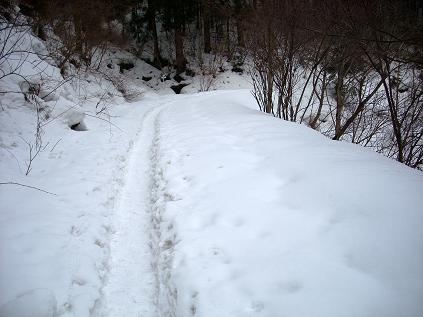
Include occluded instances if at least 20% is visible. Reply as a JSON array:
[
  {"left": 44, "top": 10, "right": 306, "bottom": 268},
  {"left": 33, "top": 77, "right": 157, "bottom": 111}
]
[
  {"left": 381, "top": 64, "right": 404, "bottom": 163},
  {"left": 226, "top": 18, "right": 231, "bottom": 56},
  {"left": 147, "top": 0, "right": 161, "bottom": 68},
  {"left": 203, "top": 0, "right": 211, "bottom": 53},
  {"left": 236, "top": 18, "right": 244, "bottom": 47},
  {"left": 334, "top": 65, "right": 346, "bottom": 139},
  {"left": 73, "top": 14, "right": 83, "bottom": 60},
  {"left": 309, "top": 69, "right": 327, "bottom": 129},
  {"left": 175, "top": 25, "right": 186, "bottom": 73},
  {"left": 266, "top": 70, "right": 273, "bottom": 114},
  {"left": 265, "top": 23, "right": 273, "bottom": 114},
  {"left": 333, "top": 78, "right": 384, "bottom": 140}
]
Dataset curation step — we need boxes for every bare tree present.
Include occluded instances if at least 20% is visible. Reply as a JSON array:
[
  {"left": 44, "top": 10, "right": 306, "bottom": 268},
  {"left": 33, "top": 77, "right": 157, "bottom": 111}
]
[
  {"left": 0, "top": 12, "right": 32, "bottom": 84},
  {"left": 247, "top": 0, "right": 423, "bottom": 169}
]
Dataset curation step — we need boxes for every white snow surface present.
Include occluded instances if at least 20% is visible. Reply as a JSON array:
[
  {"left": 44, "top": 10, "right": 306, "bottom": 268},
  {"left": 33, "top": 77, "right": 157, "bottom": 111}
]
[
  {"left": 157, "top": 91, "right": 423, "bottom": 317},
  {"left": 3, "top": 87, "right": 422, "bottom": 316},
  {"left": 1, "top": 28, "right": 423, "bottom": 317}
]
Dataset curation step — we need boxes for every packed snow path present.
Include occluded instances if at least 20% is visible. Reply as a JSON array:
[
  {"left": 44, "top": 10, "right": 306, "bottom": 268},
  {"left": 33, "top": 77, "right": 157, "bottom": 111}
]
[
  {"left": 97, "top": 100, "right": 181, "bottom": 317},
  {"left": 95, "top": 105, "right": 162, "bottom": 317},
  {"left": 1, "top": 90, "right": 423, "bottom": 317}
]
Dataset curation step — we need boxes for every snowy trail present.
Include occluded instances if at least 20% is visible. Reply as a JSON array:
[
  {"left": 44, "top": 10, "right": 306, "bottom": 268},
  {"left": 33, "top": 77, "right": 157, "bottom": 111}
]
[
  {"left": 148, "top": 105, "right": 179, "bottom": 317},
  {"left": 152, "top": 91, "right": 423, "bottom": 317},
  {"left": 94, "top": 103, "right": 168, "bottom": 317},
  {"left": 2, "top": 87, "right": 421, "bottom": 317}
]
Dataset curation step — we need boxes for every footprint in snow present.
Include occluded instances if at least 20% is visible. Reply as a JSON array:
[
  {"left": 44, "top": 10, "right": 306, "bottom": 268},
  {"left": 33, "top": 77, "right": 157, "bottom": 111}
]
[
  {"left": 72, "top": 276, "right": 87, "bottom": 286},
  {"left": 250, "top": 300, "right": 264, "bottom": 313},
  {"left": 94, "top": 239, "right": 106, "bottom": 248},
  {"left": 70, "top": 225, "right": 86, "bottom": 237}
]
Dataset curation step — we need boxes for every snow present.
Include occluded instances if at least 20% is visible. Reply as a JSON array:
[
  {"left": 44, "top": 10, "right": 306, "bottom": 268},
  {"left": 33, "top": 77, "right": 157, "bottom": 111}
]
[
  {"left": 157, "top": 90, "right": 423, "bottom": 317},
  {"left": 1, "top": 25, "right": 423, "bottom": 317},
  {"left": 0, "top": 24, "right": 156, "bottom": 315},
  {"left": 0, "top": 289, "right": 57, "bottom": 317},
  {"left": 0, "top": 96, "right": 155, "bottom": 316},
  {"left": 97, "top": 105, "right": 166, "bottom": 317}
]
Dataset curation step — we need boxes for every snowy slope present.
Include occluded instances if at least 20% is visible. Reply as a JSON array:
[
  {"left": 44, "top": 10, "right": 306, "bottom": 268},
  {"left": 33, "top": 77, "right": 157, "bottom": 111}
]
[
  {"left": 156, "top": 90, "right": 423, "bottom": 317},
  {"left": 0, "top": 94, "right": 161, "bottom": 317},
  {"left": 0, "top": 22, "right": 160, "bottom": 316}
]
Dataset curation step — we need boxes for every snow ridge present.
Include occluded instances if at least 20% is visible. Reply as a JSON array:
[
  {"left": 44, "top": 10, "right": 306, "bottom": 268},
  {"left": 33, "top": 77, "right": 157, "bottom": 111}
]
[{"left": 148, "top": 109, "right": 178, "bottom": 317}]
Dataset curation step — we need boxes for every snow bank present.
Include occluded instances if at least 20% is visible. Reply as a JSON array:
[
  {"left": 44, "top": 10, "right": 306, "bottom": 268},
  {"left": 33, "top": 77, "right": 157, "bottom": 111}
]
[
  {"left": 0, "top": 20, "right": 153, "bottom": 316},
  {"left": 157, "top": 90, "right": 423, "bottom": 317},
  {"left": 0, "top": 91, "right": 153, "bottom": 316}
]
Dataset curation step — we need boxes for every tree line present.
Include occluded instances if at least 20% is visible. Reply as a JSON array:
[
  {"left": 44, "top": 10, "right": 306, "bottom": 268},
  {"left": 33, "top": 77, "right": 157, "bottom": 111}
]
[
  {"left": 1, "top": 0, "right": 422, "bottom": 169},
  {"left": 5, "top": 0, "right": 251, "bottom": 73},
  {"left": 247, "top": 0, "right": 423, "bottom": 169}
]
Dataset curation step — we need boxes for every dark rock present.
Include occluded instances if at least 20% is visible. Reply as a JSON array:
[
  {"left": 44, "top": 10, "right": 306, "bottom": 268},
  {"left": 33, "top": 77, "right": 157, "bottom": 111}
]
[
  {"left": 142, "top": 76, "right": 152, "bottom": 82},
  {"left": 174, "top": 74, "right": 185, "bottom": 83},
  {"left": 170, "top": 83, "right": 190, "bottom": 94},
  {"left": 70, "top": 122, "right": 87, "bottom": 131},
  {"left": 118, "top": 60, "right": 135, "bottom": 73},
  {"left": 231, "top": 66, "right": 244, "bottom": 74}
]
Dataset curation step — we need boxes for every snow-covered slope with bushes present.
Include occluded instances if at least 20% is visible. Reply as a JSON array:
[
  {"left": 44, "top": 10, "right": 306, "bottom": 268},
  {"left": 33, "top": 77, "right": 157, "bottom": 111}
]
[{"left": 0, "top": 21, "right": 155, "bottom": 317}]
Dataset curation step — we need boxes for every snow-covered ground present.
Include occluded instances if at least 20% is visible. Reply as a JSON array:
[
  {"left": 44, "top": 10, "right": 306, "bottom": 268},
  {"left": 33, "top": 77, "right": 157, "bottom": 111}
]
[
  {"left": 0, "top": 87, "right": 161, "bottom": 316},
  {"left": 158, "top": 90, "right": 423, "bottom": 317},
  {"left": 1, "top": 25, "right": 423, "bottom": 317},
  {"left": 2, "top": 86, "right": 423, "bottom": 317}
]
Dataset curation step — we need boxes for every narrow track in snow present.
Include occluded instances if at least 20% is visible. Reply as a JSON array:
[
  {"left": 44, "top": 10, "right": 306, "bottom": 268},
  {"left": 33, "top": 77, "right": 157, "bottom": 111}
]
[{"left": 92, "top": 103, "right": 172, "bottom": 317}]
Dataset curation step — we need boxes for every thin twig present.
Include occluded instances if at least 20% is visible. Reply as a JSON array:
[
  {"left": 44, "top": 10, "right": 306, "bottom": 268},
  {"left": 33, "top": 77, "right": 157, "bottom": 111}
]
[
  {"left": 84, "top": 113, "right": 123, "bottom": 131},
  {"left": 3, "top": 147, "right": 23, "bottom": 174},
  {"left": 50, "top": 138, "right": 62, "bottom": 152},
  {"left": 0, "top": 182, "right": 57, "bottom": 195}
]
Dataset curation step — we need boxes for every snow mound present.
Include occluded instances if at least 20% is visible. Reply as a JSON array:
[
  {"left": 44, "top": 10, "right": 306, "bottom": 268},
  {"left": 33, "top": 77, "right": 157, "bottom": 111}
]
[
  {"left": 52, "top": 101, "right": 86, "bottom": 130},
  {"left": 157, "top": 90, "right": 423, "bottom": 317}
]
